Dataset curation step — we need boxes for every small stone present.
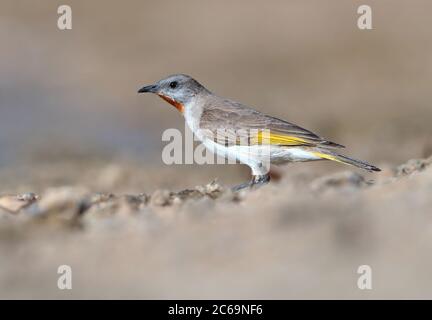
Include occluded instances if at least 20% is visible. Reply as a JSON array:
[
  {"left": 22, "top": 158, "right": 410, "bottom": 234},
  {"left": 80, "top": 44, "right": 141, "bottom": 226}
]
[
  {"left": 196, "top": 180, "right": 224, "bottom": 199},
  {"left": 36, "top": 186, "right": 89, "bottom": 218},
  {"left": 150, "top": 190, "right": 172, "bottom": 206},
  {"left": 175, "top": 189, "right": 203, "bottom": 200},
  {"left": 395, "top": 156, "right": 432, "bottom": 177},
  {"left": 16, "top": 193, "right": 39, "bottom": 202},
  {"left": 0, "top": 193, "right": 39, "bottom": 214},
  {"left": 121, "top": 194, "right": 149, "bottom": 211}
]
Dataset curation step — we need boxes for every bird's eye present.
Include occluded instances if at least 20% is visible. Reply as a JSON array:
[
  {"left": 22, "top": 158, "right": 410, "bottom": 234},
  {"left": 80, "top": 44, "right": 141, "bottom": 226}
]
[{"left": 169, "top": 81, "right": 178, "bottom": 89}]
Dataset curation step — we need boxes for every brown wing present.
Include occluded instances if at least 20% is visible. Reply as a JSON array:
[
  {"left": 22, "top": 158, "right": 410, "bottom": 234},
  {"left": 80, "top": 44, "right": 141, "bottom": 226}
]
[{"left": 198, "top": 97, "right": 344, "bottom": 148}]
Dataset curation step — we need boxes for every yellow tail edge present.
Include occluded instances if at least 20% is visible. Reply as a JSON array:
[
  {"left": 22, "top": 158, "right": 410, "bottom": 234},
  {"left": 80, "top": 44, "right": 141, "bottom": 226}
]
[{"left": 312, "top": 151, "right": 381, "bottom": 172}]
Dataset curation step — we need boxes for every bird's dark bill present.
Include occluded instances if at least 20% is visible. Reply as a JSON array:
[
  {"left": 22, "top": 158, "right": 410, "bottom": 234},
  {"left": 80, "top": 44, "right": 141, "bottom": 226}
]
[{"left": 138, "top": 85, "right": 157, "bottom": 93}]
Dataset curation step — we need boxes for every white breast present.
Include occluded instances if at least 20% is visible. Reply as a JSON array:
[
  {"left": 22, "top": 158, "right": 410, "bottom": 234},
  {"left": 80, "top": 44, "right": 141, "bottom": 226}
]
[{"left": 184, "top": 100, "right": 202, "bottom": 134}]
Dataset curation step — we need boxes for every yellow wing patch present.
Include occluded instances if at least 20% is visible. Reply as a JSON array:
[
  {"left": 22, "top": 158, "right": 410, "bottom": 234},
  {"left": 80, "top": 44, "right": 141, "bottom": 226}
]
[{"left": 253, "top": 131, "right": 312, "bottom": 146}]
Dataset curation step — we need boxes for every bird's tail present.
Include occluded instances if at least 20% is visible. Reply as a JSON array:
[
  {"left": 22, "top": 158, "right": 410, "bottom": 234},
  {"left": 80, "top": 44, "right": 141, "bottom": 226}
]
[{"left": 312, "top": 150, "right": 381, "bottom": 172}]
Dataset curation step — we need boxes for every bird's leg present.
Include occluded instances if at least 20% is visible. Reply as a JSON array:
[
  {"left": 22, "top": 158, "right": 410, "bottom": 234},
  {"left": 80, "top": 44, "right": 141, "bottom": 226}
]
[
  {"left": 231, "top": 174, "right": 270, "bottom": 192},
  {"left": 251, "top": 174, "right": 270, "bottom": 189}
]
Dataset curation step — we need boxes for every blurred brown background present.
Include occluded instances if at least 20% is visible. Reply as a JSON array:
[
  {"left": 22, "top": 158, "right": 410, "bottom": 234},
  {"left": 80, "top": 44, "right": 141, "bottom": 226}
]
[
  {"left": 1, "top": 0, "right": 431, "bottom": 186},
  {"left": 1, "top": 0, "right": 432, "bottom": 299}
]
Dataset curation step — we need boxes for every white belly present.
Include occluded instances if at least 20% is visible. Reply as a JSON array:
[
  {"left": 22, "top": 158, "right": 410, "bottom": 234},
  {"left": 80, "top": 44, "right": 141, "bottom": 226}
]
[{"left": 201, "top": 138, "right": 320, "bottom": 175}]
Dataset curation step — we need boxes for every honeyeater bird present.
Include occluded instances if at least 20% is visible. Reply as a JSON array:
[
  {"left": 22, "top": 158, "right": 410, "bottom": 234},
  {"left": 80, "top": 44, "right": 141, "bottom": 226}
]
[{"left": 138, "top": 74, "right": 380, "bottom": 190}]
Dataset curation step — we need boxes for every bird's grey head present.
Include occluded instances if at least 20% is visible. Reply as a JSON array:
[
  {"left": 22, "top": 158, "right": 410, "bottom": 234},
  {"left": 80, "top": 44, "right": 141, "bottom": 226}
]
[{"left": 138, "top": 74, "right": 209, "bottom": 112}]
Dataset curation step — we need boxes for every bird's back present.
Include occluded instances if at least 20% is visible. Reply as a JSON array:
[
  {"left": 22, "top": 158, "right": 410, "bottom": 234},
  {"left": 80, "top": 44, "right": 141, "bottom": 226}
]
[{"left": 198, "top": 94, "right": 344, "bottom": 149}]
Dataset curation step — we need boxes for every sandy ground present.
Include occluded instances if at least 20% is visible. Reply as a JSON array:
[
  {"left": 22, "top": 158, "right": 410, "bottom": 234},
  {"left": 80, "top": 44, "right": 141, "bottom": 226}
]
[
  {"left": 1, "top": 156, "right": 432, "bottom": 299},
  {"left": 1, "top": 0, "right": 432, "bottom": 299}
]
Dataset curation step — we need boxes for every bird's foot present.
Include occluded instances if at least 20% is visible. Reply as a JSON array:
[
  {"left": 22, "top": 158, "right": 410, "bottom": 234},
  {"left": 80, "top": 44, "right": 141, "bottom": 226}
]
[{"left": 231, "top": 174, "right": 270, "bottom": 192}]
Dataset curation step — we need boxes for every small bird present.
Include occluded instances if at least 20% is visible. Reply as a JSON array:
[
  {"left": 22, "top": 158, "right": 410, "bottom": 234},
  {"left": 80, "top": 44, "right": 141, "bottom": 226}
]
[{"left": 139, "top": 74, "right": 380, "bottom": 190}]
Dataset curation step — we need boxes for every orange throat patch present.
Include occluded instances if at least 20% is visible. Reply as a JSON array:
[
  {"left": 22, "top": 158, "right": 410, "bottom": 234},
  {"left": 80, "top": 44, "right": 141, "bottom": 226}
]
[{"left": 158, "top": 94, "right": 184, "bottom": 113}]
